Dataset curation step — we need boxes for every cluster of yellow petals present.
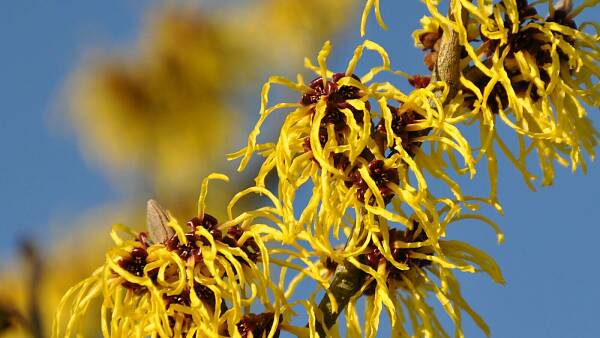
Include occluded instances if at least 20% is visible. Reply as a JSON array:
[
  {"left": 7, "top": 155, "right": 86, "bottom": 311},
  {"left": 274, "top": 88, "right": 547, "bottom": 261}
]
[
  {"left": 344, "top": 240, "right": 503, "bottom": 338},
  {"left": 231, "top": 37, "right": 496, "bottom": 252},
  {"left": 54, "top": 176, "right": 286, "bottom": 338},
  {"left": 230, "top": 34, "right": 507, "bottom": 336},
  {"left": 231, "top": 0, "right": 598, "bottom": 336},
  {"left": 53, "top": 1, "right": 599, "bottom": 337},
  {"left": 420, "top": 0, "right": 600, "bottom": 191},
  {"left": 66, "top": 1, "right": 358, "bottom": 204}
]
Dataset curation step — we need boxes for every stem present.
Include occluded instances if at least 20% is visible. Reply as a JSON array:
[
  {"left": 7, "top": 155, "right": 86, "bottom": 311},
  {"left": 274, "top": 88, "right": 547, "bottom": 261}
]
[
  {"left": 315, "top": 217, "right": 366, "bottom": 337},
  {"left": 21, "top": 241, "right": 45, "bottom": 338},
  {"left": 312, "top": 3, "right": 465, "bottom": 336}
]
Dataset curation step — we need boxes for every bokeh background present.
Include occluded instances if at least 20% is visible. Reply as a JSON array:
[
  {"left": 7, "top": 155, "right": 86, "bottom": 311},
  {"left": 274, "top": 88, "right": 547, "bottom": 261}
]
[{"left": 0, "top": 1, "right": 598, "bottom": 337}]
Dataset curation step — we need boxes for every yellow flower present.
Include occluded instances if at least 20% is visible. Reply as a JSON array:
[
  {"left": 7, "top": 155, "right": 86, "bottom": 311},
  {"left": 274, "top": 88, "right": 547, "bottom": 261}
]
[
  {"left": 344, "top": 215, "right": 503, "bottom": 338},
  {"left": 224, "top": 157, "right": 505, "bottom": 338},
  {"left": 65, "top": 2, "right": 358, "bottom": 205},
  {"left": 419, "top": 0, "right": 599, "bottom": 191},
  {"left": 1, "top": 185, "right": 255, "bottom": 337},
  {"left": 259, "top": 200, "right": 503, "bottom": 338},
  {"left": 53, "top": 175, "right": 285, "bottom": 338},
  {"left": 66, "top": 9, "right": 238, "bottom": 200},
  {"left": 231, "top": 39, "right": 481, "bottom": 264},
  {"left": 229, "top": 34, "right": 509, "bottom": 336}
]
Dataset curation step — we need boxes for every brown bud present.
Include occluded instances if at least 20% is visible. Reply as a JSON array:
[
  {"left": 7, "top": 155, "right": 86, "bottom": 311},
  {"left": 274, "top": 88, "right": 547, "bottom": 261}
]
[
  {"left": 424, "top": 52, "right": 438, "bottom": 71},
  {"left": 420, "top": 31, "right": 440, "bottom": 50},
  {"left": 408, "top": 75, "right": 431, "bottom": 89}
]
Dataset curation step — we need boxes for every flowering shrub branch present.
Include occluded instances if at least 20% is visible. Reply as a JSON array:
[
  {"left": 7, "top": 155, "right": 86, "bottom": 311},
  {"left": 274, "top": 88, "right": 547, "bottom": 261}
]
[
  {"left": 53, "top": 0, "right": 598, "bottom": 337},
  {"left": 314, "top": 4, "right": 468, "bottom": 335}
]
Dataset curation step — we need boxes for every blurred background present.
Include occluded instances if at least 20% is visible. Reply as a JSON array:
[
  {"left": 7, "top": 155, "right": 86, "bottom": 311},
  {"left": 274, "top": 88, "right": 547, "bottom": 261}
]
[{"left": 0, "top": 1, "right": 598, "bottom": 337}]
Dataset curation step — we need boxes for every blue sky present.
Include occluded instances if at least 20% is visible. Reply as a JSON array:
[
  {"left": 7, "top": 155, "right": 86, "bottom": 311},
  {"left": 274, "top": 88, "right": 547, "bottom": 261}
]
[
  {"left": 0, "top": 1, "right": 147, "bottom": 259},
  {"left": 0, "top": 1, "right": 599, "bottom": 337}
]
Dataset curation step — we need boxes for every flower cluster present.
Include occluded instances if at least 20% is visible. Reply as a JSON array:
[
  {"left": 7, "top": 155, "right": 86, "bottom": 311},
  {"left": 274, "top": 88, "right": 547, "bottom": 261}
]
[
  {"left": 230, "top": 35, "right": 509, "bottom": 336},
  {"left": 65, "top": 1, "right": 359, "bottom": 212},
  {"left": 53, "top": 177, "right": 283, "bottom": 338},
  {"left": 54, "top": 1, "right": 598, "bottom": 337},
  {"left": 232, "top": 39, "right": 479, "bottom": 258},
  {"left": 230, "top": 0, "right": 598, "bottom": 336},
  {"left": 418, "top": 0, "right": 599, "bottom": 189}
]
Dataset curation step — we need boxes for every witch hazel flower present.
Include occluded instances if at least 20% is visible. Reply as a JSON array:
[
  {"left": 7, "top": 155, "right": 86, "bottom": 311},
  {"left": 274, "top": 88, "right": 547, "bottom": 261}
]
[
  {"left": 230, "top": 39, "right": 482, "bottom": 264},
  {"left": 53, "top": 174, "right": 285, "bottom": 338},
  {"left": 417, "top": 0, "right": 599, "bottom": 193}
]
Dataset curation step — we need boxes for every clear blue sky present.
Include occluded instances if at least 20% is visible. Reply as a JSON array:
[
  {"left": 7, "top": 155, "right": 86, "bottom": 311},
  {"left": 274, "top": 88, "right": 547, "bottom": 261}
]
[{"left": 0, "top": 1, "right": 598, "bottom": 337}]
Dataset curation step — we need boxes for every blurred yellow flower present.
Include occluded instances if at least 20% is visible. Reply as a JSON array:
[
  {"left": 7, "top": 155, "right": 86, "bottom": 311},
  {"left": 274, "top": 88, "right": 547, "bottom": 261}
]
[
  {"left": 64, "top": 1, "right": 358, "bottom": 205},
  {"left": 0, "top": 219, "right": 114, "bottom": 337},
  {"left": 66, "top": 9, "right": 240, "bottom": 202},
  {"left": 240, "top": 0, "right": 357, "bottom": 63}
]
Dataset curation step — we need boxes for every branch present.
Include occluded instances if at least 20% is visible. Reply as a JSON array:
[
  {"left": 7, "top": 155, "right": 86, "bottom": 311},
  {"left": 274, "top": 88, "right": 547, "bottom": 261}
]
[
  {"left": 313, "top": 3, "right": 465, "bottom": 336},
  {"left": 315, "top": 256, "right": 366, "bottom": 336}
]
